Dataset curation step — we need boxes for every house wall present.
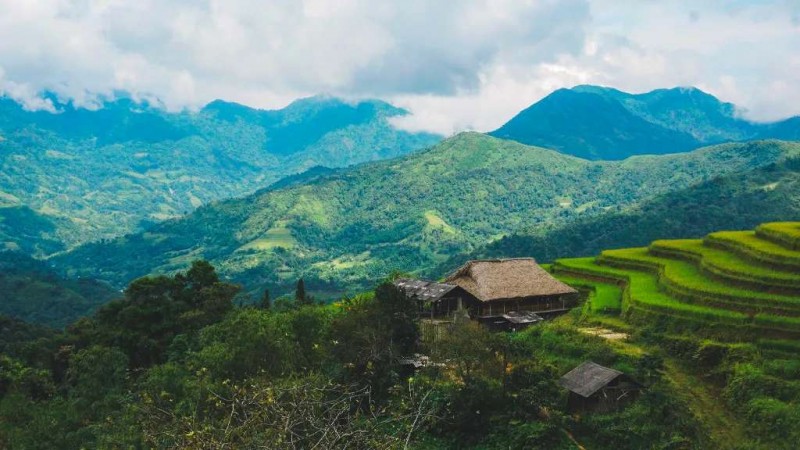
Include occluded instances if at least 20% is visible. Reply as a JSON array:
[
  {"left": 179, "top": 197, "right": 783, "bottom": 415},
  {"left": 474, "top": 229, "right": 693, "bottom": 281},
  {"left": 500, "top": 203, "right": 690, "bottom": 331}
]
[{"left": 475, "top": 293, "right": 578, "bottom": 317}]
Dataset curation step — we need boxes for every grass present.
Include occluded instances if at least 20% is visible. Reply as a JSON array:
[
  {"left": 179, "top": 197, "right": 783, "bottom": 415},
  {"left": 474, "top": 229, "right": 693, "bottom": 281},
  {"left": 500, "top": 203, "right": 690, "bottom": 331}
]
[
  {"left": 649, "top": 239, "right": 800, "bottom": 292},
  {"left": 552, "top": 274, "right": 622, "bottom": 313},
  {"left": 236, "top": 226, "right": 297, "bottom": 251},
  {"left": 756, "top": 222, "right": 800, "bottom": 251},
  {"left": 661, "top": 359, "right": 748, "bottom": 449},
  {"left": 706, "top": 231, "right": 800, "bottom": 271},
  {"left": 598, "top": 248, "right": 800, "bottom": 315},
  {"left": 423, "top": 210, "right": 457, "bottom": 234}
]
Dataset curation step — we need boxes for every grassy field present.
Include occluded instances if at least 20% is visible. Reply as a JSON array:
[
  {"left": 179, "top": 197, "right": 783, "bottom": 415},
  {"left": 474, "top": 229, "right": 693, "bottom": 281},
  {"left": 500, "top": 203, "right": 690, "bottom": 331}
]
[{"left": 598, "top": 248, "right": 800, "bottom": 315}]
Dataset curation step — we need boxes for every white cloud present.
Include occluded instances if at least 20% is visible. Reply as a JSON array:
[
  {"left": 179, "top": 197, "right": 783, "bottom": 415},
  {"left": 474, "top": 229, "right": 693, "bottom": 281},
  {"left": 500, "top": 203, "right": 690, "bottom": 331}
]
[{"left": 0, "top": 0, "right": 797, "bottom": 133}]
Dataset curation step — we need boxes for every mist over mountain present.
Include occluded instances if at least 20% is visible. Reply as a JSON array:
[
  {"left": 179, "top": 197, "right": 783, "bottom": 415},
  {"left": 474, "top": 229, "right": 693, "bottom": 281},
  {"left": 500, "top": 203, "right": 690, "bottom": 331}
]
[{"left": 490, "top": 85, "right": 800, "bottom": 160}]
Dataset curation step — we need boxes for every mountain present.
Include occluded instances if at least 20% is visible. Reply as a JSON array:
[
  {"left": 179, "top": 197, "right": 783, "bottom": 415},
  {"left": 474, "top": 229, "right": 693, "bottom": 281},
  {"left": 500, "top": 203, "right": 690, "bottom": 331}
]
[
  {"left": 438, "top": 151, "right": 800, "bottom": 274},
  {"left": 51, "top": 134, "right": 800, "bottom": 298},
  {"left": 0, "top": 205, "right": 68, "bottom": 256},
  {"left": 0, "top": 95, "right": 441, "bottom": 254},
  {"left": 490, "top": 85, "right": 800, "bottom": 160},
  {"left": 0, "top": 251, "right": 118, "bottom": 327}
]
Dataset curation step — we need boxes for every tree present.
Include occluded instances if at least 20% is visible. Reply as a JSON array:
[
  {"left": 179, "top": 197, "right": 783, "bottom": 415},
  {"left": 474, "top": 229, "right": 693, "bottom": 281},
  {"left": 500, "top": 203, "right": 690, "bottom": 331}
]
[
  {"left": 328, "top": 283, "right": 419, "bottom": 398},
  {"left": 295, "top": 278, "right": 309, "bottom": 306},
  {"left": 260, "top": 289, "right": 271, "bottom": 310},
  {"left": 69, "top": 260, "right": 239, "bottom": 368}
]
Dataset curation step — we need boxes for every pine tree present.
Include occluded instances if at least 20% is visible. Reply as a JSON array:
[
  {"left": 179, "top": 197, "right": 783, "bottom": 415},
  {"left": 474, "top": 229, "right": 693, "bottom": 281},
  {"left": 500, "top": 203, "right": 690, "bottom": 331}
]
[
  {"left": 260, "top": 288, "right": 271, "bottom": 310},
  {"left": 295, "top": 278, "right": 308, "bottom": 305}
]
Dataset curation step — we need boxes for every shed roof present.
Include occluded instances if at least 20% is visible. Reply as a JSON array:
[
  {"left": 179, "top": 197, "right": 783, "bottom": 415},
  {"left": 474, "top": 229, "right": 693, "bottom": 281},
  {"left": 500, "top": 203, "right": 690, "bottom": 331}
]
[
  {"left": 559, "top": 361, "right": 623, "bottom": 398},
  {"left": 445, "top": 258, "right": 578, "bottom": 302},
  {"left": 502, "top": 311, "right": 544, "bottom": 325},
  {"left": 393, "top": 278, "right": 460, "bottom": 302}
]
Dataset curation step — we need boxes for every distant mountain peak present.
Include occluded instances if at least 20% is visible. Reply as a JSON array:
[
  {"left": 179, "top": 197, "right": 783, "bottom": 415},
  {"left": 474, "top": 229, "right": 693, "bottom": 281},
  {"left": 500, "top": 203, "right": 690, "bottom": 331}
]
[{"left": 490, "top": 85, "right": 799, "bottom": 160}]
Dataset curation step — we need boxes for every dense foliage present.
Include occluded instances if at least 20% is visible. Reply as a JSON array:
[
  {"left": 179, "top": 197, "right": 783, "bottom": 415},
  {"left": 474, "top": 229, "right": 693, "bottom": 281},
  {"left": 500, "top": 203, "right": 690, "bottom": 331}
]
[
  {"left": 490, "top": 85, "right": 800, "bottom": 160},
  {"left": 0, "top": 251, "right": 117, "bottom": 327},
  {"left": 0, "top": 260, "right": 705, "bottom": 449},
  {"left": 0, "top": 95, "right": 440, "bottom": 253},
  {"left": 53, "top": 136, "right": 800, "bottom": 300},
  {"left": 447, "top": 153, "right": 800, "bottom": 271}
]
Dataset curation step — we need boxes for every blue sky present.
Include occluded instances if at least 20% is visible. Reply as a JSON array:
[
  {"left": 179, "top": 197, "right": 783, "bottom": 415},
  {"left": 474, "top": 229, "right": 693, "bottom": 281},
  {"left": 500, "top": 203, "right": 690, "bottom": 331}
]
[{"left": 0, "top": 0, "right": 798, "bottom": 134}]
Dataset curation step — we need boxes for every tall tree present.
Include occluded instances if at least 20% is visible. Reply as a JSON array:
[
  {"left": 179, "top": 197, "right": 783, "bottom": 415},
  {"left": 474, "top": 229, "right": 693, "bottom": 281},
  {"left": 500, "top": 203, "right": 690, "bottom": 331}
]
[{"left": 295, "top": 278, "right": 308, "bottom": 306}]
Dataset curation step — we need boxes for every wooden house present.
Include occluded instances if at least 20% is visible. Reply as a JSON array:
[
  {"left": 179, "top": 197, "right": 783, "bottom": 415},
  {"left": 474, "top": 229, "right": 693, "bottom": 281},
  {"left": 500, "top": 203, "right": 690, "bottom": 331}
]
[
  {"left": 393, "top": 278, "right": 472, "bottom": 319},
  {"left": 394, "top": 258, "right": 578, "bottom": 331},
  {"left": 445, "top": 258, "right": 579, "bottom": 323},
  {"left": 560, "top": 361, "right": 642, "bottom": 413}
]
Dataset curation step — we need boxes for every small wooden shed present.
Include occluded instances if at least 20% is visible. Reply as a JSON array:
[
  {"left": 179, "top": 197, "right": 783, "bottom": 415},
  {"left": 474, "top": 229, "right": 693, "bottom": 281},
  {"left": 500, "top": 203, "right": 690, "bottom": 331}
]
[{"left": 560, "top": 361, "right": 641, "bottom": 413}]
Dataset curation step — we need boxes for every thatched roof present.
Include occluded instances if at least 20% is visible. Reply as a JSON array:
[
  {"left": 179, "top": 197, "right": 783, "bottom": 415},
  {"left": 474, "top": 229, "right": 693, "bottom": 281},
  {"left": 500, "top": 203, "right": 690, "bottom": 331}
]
[
  {"left": 393, "top": 278, "right": 460, "bottom": 302},
  {"left": 445, "top": 258, "right": 577, "bottom": 302},
  {"left": 560, "top": 361, "right": 623, "bottom": 398}
]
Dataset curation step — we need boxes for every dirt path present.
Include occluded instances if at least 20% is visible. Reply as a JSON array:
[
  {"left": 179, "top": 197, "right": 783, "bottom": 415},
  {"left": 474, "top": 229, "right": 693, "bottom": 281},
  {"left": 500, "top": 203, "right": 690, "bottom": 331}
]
[{"left": 661, "top": 359, "right": 749, "bottom": 449}]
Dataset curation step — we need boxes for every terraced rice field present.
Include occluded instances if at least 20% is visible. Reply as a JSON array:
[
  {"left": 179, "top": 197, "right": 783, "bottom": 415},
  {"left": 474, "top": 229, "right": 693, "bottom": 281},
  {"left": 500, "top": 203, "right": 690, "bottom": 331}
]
[{"left": 550, "top": 222, "right": 800, "bottom": 340}]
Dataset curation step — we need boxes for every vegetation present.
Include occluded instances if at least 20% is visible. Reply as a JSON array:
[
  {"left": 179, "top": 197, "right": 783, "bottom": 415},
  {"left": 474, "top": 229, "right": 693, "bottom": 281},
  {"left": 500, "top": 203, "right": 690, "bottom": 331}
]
[
  {"left": 706, "top": 231, "right": 800, "bottom": 271},
  {"left": 0, "top": 260, "right": 707, "bottom": 449},
  {"left": 449, "top": 151, "right": 800, "bottom": 273},
  {"left": 490, "top": 85, "right": 800, "bottom": 160},
  {"left": 648, "top": 239, "right": 800, "bottom": 293},
  {"left": 548, "top": 221, "right": 800, "bottom": 448},
  {"left": 756, "top": 222, "right": 800, "bottom": 251},
  {"left": 52, "top": 136, "right": 800, "bottom": 301},
  {"left": 0, "top": 95, "right": 440, "bottom": 253},
  {"left": 0, "top": 251, "right": 117, "bottom": 327}
]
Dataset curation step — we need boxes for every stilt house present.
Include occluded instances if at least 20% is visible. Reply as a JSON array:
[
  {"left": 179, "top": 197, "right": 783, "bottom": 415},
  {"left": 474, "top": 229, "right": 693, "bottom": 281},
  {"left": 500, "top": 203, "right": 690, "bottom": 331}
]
[{"left": 394, "top": 258, "right": 579, "bottom": 330}]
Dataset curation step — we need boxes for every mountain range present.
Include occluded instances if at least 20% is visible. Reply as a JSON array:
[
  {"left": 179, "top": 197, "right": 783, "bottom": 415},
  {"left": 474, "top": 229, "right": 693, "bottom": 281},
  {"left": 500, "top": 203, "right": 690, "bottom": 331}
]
[
  {"left": 52, "top": 134, "right": 800, "bottom": 298},
  {"left": 490, "top": 85, "right": 800, "bottom": 160},
  {"left": 0, "top": 95, "right": 440, "bottom": 253},
  {"left": 2, "top": 85, "right": 800, "bottom": 308}
]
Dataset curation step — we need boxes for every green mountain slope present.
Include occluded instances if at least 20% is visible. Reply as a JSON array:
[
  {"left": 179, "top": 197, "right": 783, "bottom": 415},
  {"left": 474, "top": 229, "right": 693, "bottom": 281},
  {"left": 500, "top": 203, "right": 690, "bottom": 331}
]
[
  {"left": 0, "top": 251, "right": 118, "bottom": 327},
  {"left": 490, "top": 85, "right": 800, "bottom": 160},
  {"left": 445, "top": 152, "right": 800, "bottom": 271},
  {"left": 0, "top": 95, "right": 440, "bottom": 253},
  {"left": 0, "top": 205, "right": 68, "bottom": 256},
  {"left": 52, "top": 135, "right": 800, "bottom": 298}
]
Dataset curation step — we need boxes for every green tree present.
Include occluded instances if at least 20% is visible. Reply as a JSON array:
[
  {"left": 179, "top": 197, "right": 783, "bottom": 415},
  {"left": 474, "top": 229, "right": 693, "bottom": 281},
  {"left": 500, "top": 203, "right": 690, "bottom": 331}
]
[
  {"left": 329, "top": 283, "right": 419, "bottom": 398},
  {"left": 68, "top": 260, "right": 238, "bottom": 368},
  {"left": 295, "top": 278, "right": 309, "bottom": 306}
]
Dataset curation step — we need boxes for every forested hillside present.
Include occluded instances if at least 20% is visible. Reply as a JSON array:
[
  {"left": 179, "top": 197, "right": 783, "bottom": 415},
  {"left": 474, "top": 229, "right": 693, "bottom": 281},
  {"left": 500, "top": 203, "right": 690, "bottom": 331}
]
[
  {"left": 442, "top": 151, "right": 800, "bottom": 273},
  {"left": 490, "top": 85, "right": 800, "bottom": 160},
  {"left": 0, "top": 251, "right": 117, "bottom": 327},
  {"left": 0, "top": 95, "right": 440, "bottom": 253},
  {"left": 52, "top": 135, "right": 800, "bottom": 298}
]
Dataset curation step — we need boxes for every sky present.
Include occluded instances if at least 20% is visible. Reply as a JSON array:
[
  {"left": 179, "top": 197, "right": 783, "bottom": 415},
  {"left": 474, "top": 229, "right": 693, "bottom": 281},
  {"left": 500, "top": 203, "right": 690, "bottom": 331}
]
[{"left": 0, "top": 0, "right": 798, "bottom": 135}]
